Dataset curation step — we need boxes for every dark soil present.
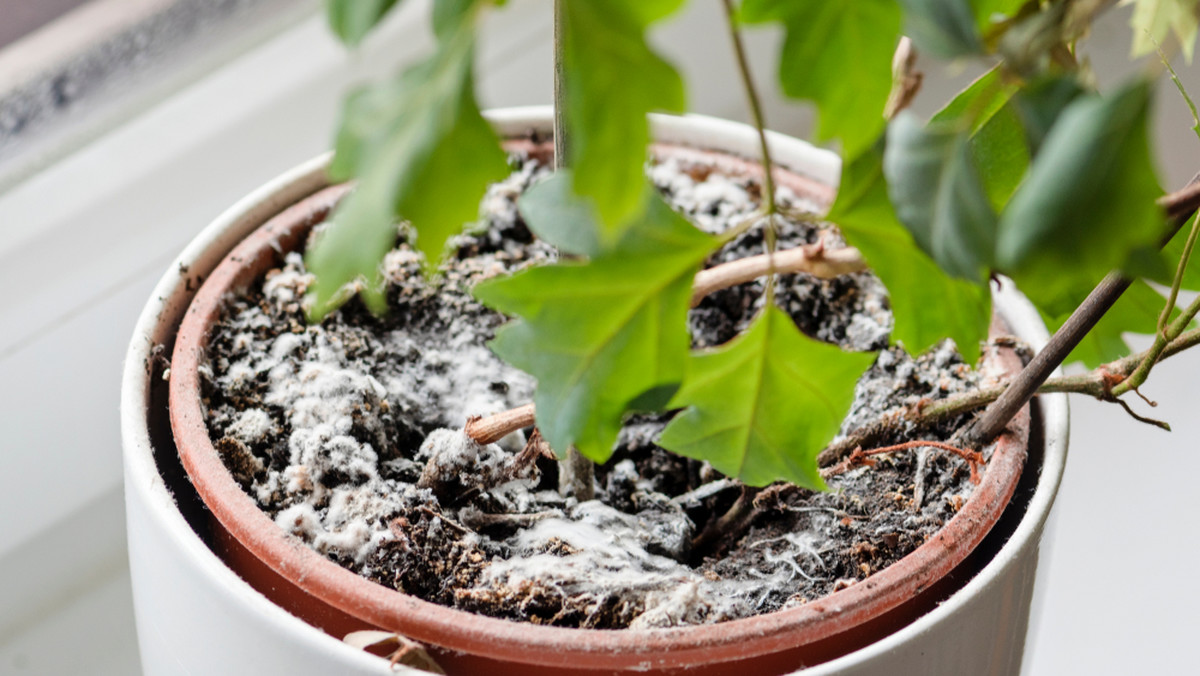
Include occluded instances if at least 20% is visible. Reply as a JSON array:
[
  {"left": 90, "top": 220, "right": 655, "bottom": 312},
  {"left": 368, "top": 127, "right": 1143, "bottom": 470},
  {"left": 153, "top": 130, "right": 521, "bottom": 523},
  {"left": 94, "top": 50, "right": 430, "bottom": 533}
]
[{"left": 198, "top": 142, "right": 989, "bottom": 630}]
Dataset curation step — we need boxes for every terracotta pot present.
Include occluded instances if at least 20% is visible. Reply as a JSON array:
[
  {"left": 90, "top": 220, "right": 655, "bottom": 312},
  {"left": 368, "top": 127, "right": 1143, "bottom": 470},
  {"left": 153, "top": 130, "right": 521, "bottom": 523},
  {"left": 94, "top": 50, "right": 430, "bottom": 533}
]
[{"left": 125, "top": 108, "right": 1068, "bottom": 675}]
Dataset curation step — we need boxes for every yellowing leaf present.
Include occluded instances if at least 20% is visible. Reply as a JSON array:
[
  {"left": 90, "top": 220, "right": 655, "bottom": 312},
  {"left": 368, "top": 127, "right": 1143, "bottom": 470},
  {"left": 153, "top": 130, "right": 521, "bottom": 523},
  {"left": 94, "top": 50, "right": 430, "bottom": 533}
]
[
  {"left": 473, "top": 188, "right": 718, "bottom": 462},
  {"left": 659, "top": 306, "right": 876, "bottom": 489}
]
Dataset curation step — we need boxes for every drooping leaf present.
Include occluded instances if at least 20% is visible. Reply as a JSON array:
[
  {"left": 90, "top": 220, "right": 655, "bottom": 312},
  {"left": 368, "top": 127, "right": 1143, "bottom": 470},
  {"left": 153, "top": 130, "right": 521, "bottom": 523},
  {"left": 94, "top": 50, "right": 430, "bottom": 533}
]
[
  {"left": 741, "top": 0, "right": 901, "bottom": 159},
  {"left": 473, "top": 189, "right": 718, "bottom": 462},
  {"left": 997, "top": 80, "right": 1167, "bottom": 307},
  {"left": 884, "top": 112, "right": 999, "bottom": 282},
  {"left": 899, "top": 0, "right": 985, "bottom": 59},
  {"left": 828, "top": 145, "right": 990, "bottom": 362},
  {"left": 559, "top": 0, "right": 686, "bottom": 235},
  {"left": 327, "top": 0, "right": 405, "bottom": 46},
  {"left": 1121, "top": 0, "right": 1199, "bottom": 62},
  {"left": 659, "top": 306, "right": 876, "bottom": 490},
  {"left": 307, "top": 11, "right": 509, "bottom": 320}
]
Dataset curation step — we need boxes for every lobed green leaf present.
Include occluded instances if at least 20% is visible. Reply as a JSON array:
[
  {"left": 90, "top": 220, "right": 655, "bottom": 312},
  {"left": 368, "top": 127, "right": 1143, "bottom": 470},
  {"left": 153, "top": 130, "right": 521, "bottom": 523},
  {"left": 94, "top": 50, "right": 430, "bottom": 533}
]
[
  {"left": 473, "top": 188, "right": 718, "bottom": 463},
  {"left": 741, "top": 0, "right": 901, "bottom": 159},
  {"left": 659, "top": 306, "right": 877, "bottom": 490}
]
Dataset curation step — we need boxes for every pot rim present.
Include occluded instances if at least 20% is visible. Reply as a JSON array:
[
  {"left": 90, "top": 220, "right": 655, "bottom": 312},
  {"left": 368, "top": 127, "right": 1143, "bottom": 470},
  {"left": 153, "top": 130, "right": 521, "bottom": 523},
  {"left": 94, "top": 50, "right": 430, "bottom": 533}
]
[{"left": 125, "top": 107, "right": 1069, "bottom": 673}]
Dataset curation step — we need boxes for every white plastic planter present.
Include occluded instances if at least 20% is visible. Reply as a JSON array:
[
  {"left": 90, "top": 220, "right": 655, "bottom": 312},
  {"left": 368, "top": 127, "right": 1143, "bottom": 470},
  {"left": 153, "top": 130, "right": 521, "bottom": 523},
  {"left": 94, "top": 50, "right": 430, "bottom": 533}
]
[{"left": 121, "top": 107, "right": 1068, "bottom": 675}]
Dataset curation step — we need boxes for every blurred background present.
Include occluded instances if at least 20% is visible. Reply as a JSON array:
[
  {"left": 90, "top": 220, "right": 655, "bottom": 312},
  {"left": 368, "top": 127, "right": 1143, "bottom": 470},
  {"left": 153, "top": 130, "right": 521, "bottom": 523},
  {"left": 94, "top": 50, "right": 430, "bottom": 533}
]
[{"left": 0, "top": 0, "right": 1195, "bottom": 673}]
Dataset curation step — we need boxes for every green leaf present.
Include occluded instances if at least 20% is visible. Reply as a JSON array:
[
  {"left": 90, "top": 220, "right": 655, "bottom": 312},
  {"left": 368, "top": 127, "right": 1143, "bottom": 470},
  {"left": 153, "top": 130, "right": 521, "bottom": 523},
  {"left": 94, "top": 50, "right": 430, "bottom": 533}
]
[
  {"left": 828, "top": 145, "right": 990, "bottom": 362},
  {"left": 659, "top": 306, "right": 876, "bottom": 489},
  {"left": 517, "top": 173, "right": 603, "bottom": 257},
  {"left": 1122, "top": 0, "right": 1199, "bottom": 62},
  {"left": 884, "top": 112, "right": 999, "bottom": 282},
  {"left": 307, "top": 13, "right": 509, "bottom": 319},
  {"left": 326, "top": 0, "right": 405, "bottom": 46},
  {"left": 899, "top": 0, "right": 985, "bottom": 59},
  {"left": 741, "top": 0, "right": 901, "bottom": 159},
  {"left": 473, "top": 190, "right": 718, "bottom": 462},
  {"left": 932, "top": 67, "right": 1029, "bottom": 211},
  {"left": 974, "top": 0, "right": 1028, "bottom": 30},
  {"left": 560, "top": 0, "right": 686, "bottom": 235},
  {"left": 1012, "top": 75, "right": 1087, "bottom": 151},
  {"left": 997, "top": 80, "right": 1167, "bottom": 306}
]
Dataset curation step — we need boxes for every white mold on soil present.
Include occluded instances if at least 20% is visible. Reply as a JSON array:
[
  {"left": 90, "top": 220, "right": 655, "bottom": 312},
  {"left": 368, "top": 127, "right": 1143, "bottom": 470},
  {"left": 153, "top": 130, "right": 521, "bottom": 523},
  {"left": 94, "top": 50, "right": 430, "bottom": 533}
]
[{"left": 200, "top": 148, "right": 983, "bottom": 630}]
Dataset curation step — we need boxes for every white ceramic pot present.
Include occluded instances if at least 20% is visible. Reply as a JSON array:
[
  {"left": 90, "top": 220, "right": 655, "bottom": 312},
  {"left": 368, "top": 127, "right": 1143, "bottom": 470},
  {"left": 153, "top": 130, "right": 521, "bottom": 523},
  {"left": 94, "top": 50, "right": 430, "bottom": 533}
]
[{"left": 120, "top": 107, "right": 1068, "bottom": 675}]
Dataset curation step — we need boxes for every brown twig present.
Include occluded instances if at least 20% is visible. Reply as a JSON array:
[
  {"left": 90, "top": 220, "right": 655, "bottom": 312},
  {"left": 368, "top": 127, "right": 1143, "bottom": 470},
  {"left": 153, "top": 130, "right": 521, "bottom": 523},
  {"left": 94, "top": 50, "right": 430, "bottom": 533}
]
[
  {"left": 961, "top": 172, "right": 1200, "bottom": 448},
  {"left": 464, "top": 403, "right": 535, "bottom": 445},
  {"left": 690, "top": 241, "right": 868, "bottom": 306}
]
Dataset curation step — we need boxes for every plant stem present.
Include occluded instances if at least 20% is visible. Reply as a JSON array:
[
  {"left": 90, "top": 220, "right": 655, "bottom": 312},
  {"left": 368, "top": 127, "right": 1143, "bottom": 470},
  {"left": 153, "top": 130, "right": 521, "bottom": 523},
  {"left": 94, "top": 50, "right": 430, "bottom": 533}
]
[
  {"left": 551, "top": 0, "right": 593, "bottom": 501},
  {"left": 960, "top": 174, "right": 1200, "bottom": 447},
  {"left": 1157, "top": 209, "right": 1200, "bottom": 335},
  {"left": 464, "top": 403, "right": 536, "bottom": 444},
  {"left": 553, "top": 0, "right": 569, "bottom": 170},
  {"left": 1112, "top": 245, "right": 1200, "bottom": 397},
  {"left": 958, "top": 272, "right": 1134, "bottom": 447},
  {"left": 690, "top": 241, "right": 867, "bottom": 306},
  {"left": 720, "top": 0, "right": 779, "bottom": 303}
]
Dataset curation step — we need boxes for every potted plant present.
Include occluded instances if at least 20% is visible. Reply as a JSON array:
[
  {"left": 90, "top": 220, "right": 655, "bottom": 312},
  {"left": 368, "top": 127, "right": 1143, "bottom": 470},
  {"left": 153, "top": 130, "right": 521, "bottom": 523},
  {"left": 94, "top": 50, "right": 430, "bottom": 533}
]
[{"left": 122, "top": 0, "right": 1200, "bottom": 674}]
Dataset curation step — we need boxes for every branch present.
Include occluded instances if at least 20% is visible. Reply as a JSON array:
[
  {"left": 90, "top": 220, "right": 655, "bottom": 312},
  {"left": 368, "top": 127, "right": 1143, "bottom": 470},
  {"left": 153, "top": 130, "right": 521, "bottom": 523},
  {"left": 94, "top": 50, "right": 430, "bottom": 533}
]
[
  {"left": 690, "top": 241, "right": 867, "bottom": 306},
  {"left": 464, "top": 403, "right": 535, "bottom": 445},
  {"left": 960, "top": 172, "right": 1200, "bottom": 448}
]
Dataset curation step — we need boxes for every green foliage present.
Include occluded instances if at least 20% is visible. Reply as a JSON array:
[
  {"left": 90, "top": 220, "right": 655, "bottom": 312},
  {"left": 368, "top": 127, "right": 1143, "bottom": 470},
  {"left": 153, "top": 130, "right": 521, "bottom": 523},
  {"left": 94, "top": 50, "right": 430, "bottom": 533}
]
[
  {"left": 473, "top": 187, "right": 717, "bottom": 463},
  {"left": 558, "top": 0, "right": 686, "bottom": 235},
  {"left": 308, "top": 3, "right": 508, "bottom": 320},
  {"left": 997, "top": 80, "right": 1167, "bottom": 312},
  {"left": 1122, "top": 0, "right": 1199, "bottom": 62},
  {"left": 312, "top": 0, "right": 1200, "bottom": 488},
  {"left": 659, "top": 306, "right": 876, "bottom": 489},
  {"left": 828, "top": 145, "right": 990, "bottom": 362},
  {"left": 973, "top": 0, "right": 1029, "bottom": 31},
  {"left": 899, "top": 0, "right": 984, "bottom": 58},
  {"left": 884, "top": 112, "right": 998, "bottom": 282},
  {"left": 326, "top": 0, "right": 405, "bottom": 46},
  {"left": 1012, "top": 75, "right": 1086, "bottom": 150},
  {"left": 740, "top": 0, "right": 901, "bottom": 158}
]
